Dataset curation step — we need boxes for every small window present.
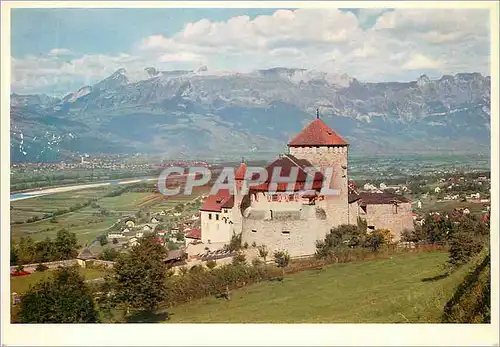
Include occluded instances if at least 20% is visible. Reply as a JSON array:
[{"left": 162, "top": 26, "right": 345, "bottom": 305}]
[
  {"left": 282, "top": 230, "right": 290, "bottom": 235},
  {"left": 392, "top": 204, "right": 398, "bottom": 214},
  {"left": 368, "top": 225, "right": 375, "bottom": 230},
  {"left": 216, "top": 214, "right": 219, "bottom": 221},
  {"left": 209, "top": 213, "right": 212, "bottom": 220},
  {"left": 269, "top": 210, "right": 273, "bottom": 219},
  {"left": 252, "top": 229, "right": 257, "bottom": 233},
  {"left": 272, "top": 194, "right": 279, "bottom": 202}
]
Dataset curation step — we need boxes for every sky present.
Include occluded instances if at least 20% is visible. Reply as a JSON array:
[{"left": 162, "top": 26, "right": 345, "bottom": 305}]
[{"left": 11, "top": 7, "right": 491, "bottom": 95}]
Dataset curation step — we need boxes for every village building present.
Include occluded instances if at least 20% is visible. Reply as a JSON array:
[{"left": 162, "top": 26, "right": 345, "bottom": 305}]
[
  {"left": 194, "top": 116, "right": 414, "bottom": 258},
  {"left": 76, "top": 247, "right": 96, "bottom": 268}
]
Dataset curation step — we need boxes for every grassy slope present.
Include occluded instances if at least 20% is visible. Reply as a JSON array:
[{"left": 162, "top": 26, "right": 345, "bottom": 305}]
[{"left": 164, "top": 252, "right": 472, "bottom": 323}]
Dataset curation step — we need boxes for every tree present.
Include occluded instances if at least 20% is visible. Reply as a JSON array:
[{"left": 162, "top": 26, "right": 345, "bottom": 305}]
[
  {"left": 35, "top": 237, "right": 55, "bottom": 263},
  {"left": 112, "top": 238, "right": 118, "bottom": 245},
  {"left": 18, "top": 266, "right": 98, "bottom": 323},
  {"left": 98, "top": 235, "right": 108, "bottom": 246},
  {"left": 18, "top": 236, "right": 36, "bottom": 264},
  {"left": 225, "top": 232, "right": 242, "bottom": 252},
  {"left": 100, "top": 234, "right": 168, "bottom": 315},
  {"left": 100, "top": 248, "right": 120, "bottom": 261},
  {"left": 257, "top": 245, "right": 269, "bottom": 263},
  {"left": 11, "top": 240, "right": 19, "bottom": 265},
  {"left": 274, "top": 250, "right": 290, "bottom": 276},
  {"left": 53, "top": 229, "right": 78, "bottom": 260},
  {"left": 448, "top": 231, "right": 484, "bottom": 268}
]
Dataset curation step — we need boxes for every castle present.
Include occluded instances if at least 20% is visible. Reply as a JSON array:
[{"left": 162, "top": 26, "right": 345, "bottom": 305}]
[{"left": 193, "top": 116, "right": 414, "bottom": 258}]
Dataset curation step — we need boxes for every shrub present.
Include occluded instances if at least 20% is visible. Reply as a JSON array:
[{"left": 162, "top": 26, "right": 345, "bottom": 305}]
[
  {"left": 251, "top": 258, "right": 263, "bottom": 267},
  {"left": 189, "top": 264, "right": 205, "bottom": 274},
  {"left": 257, "top": 245, "right": 268, "bottom": 262},
  {"left": 15, "top": 264, "right": 25, "bottom": 273},
  {"left": 164, "top": 263, "right": 280, "bottom": 307},
  {"left": 364, "top": 230, "right": 386, "bottom": 252},
  {"left": 35, "top": 263, "right": 49, "bottom": 272},
  {"left": 243, "top": 242, "right": 249, "bottom": 249},
  {"left": 179, "top": 266, "right": 189, "bottom": 276},
  {"left": 251, "top": 241, "right": 257, "bottom": 248},
  {"left": 206, "top": 260, "right": 217, "bottom": 270},
  {"left": 112, "top": 238, "right": 118, "bottom": 245},
  {"left": 232, "top": 252, "right": 247, "bottom": 266},
  {"left": 225, "top": 232, "right": 242, "bottom": 252},
  {"left": 274, "top": 250, "right": 290, "bottom": 275}
]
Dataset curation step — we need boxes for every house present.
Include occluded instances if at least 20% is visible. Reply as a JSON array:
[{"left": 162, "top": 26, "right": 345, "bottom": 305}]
[
  {"left": 185, "top": 228, "right": 201, "bottom": 246},
  {"left": 125, "top": 220, "right": 135, "bottom": 228},
  {"left": 128, "top": 237, "right": 140, "bottom": 247},
  {"left": 153, "top": 237, "right": 165, "bottom": 246},
  {"left": 159, "top": 210, "right": 166, "bottom": 216},
  {"left": 156, "top": 230, "right": 167, "bottom": 237},
  {"left": 164, "top": 249, "right": 187, "bottom": 266},
  {"left": 107, "top": 232, "right": 125, "bottom": 239},
  {"left": 150, "top": 217, "right": 159, "bottom": 224},
  {"left": 463, "top": 208, "right": 470, "bottom": 215},
  {"left": 173, "top": 212, "right": 182, "bottom": 217},
  {"left": 143, "top": 224, "right": 153, "bottom": 232},
  {"left": 121, "top": 228, "right": 130, "bottom": 234},
  {"left": 417, "top": 200, "right": 422, "bottom": 209},
  {"left": 434, "top": 187, "right": 441, "bottom": 193},
  {"left": 76, "top": 247, "right": 96, "bottom": 268}
]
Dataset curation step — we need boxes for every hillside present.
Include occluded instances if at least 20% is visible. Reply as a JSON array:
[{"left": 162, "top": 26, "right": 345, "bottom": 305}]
[
  {"left": 10, "top": 68, "right": 491, "bottom": 162},
  {"left": 131, "top": 251, "right": 474, "bottom": 323}
]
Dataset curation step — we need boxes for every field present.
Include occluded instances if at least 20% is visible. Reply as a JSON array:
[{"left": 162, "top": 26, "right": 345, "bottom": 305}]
[
  {"left": 10, "top": 267, "right": 108, "bottom": 294},
  {"left": 163, "top": 252, "right": 467, "bottom": 323},
  {"left": 419, "top": 199, "right": 487, "bottom": 215},
  {"left": 10, "top": 184, "right": 206, "bottom": 247},
  {"left": 11, "top": 186, "right": 115, "bottom": 213}
]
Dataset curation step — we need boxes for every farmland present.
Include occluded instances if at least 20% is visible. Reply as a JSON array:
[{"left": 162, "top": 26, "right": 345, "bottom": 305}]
[{"left": 10, "top": 182, "right": 207, "bottom": 247}]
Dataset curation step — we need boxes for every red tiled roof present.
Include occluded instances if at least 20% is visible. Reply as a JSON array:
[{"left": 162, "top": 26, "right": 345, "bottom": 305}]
[
  {"left": 235, "top": 162, "right": 247, "bottom": 180},
  {"left": 185, "top": 228, "right": 201, "bottom": 239},
  {"left": 250, "top": 154, "right": 325, "bottom": 192},
  {"left": 153, "top": 237, "right": 164, "bottom": 244},
  {"left": 200, "top": 189, "right": 234, "bottom": 212},
  {"left": 288, "top": 119, "right": 348, "bottom": 147}
]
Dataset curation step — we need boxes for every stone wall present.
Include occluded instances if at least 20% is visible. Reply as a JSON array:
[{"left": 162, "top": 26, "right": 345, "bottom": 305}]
[
  {"left": 10, "top": 259, "right": 79, "bottom": 273},
  {"left": 362, "top": 202, "right": 414, "bottom": 241},
  {"left": 242, "top": 205, "right": 331, "bottom": 257},
  {"left": 289, "top": 145, "right": 349, "bottom": 228},
  {"left": 348, "top": 201, "right": 360, "bottom": 225}
]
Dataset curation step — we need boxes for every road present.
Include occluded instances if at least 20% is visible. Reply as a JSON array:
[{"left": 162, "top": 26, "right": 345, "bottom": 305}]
[
  {"left": 10, "top": 177, "right": 157, "bottom": 202},
  {"left": 10, "top": 172, "right": 203, "bottom": 202}
]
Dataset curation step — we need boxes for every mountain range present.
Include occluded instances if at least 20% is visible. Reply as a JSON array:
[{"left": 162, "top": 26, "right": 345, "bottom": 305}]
[{"left": 10, "top": 67, "right": 491, "bottom": 162}]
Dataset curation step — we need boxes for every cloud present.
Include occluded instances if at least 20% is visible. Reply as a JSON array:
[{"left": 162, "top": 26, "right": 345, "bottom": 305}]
[
  {"left": 402, "top": 54, "right": 443, "bottom": 70},
  {"left": 11, "top": 8, "right": 491, "bottom": 94},
  {"left": 48, "top": 48, "right": 72, "bottom": 56}
]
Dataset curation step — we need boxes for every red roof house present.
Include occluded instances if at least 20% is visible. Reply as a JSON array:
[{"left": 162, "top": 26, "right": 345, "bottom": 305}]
[
  {"left": 200, "top": 189, "right": 234, "bottom": 212},
  {"left": 185, "top": 228, "right": 201, "bottom": 240}
]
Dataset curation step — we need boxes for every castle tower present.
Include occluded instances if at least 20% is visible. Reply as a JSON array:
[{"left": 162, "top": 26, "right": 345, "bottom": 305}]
[
  {"left": 287, "top": 112, "right": 349, "bottom": 228},
  {"left": 232, "top": 160, "right": 247, "bottom": 234}
]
